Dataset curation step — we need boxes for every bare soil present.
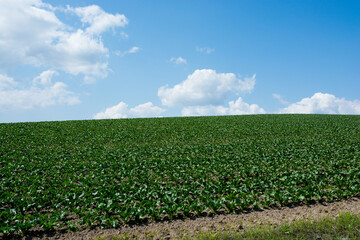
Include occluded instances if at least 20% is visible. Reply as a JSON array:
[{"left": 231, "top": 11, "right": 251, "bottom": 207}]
[{"left": 13, "top": 197, "right": 360, "bottom": 240}]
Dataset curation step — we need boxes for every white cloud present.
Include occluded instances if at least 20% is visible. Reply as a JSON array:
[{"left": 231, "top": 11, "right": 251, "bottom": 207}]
[
  {"left": 93, "top": 102, "right": 165, "bottom": 119},
  {"left": 128, "top": 46, "right": 140, "bottom": 54},
  {"left": 129, "top": 102, "right": 165, "bottom": 117},
  {"left": 158, "top": 69, "right": 256, "bottom": 107},
  {"left": 170, "top": 57, "right": 187, "bottom": 64},
  {"left": 69, "top": 5, "right": 128, "bottom": 35},
  {"left": 33, "top": 70, "right": 58, "bottom": 86},
  {"left": 273, "top": 93, "right": 289, "bottom": 105},
  {"left": 0, "top": 71, "right": 79, "bottom": 110},
  {"left": 94, "top": 102, "right": 129, "bottom": 119},
  {"left": 0, "top": 74, "right": 18, "bottom": 89},
  {"left": 227, "top": 98, "right": 266, "bottom": 115},
  {"left": 120, "top": 32, "right": 129, "bottom": 39},
  {"left": 115, "top": 46, "right": 140, "bottom": 56},
  {"left": 0, "top": 0, "right": 128, "bottom": 83},
  {"left": 280, "top": 92, "right": 360, "bottom": 114},
  {"left": 182, "top": 97, "right": 265, "bottom": 116},
  {"left": 45, "top": 29, "right": 108, "bottom": 78},
  {"left": 196, "top": 47, "right": 215, "bottom": 54}
]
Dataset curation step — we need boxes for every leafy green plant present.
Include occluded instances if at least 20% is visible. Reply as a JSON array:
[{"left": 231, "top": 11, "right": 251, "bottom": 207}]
[{"left": 1, "top": 114, "right": 359, "bottom": 236}]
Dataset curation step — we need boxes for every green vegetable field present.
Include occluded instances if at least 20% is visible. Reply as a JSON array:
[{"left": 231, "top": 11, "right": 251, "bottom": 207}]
[{"left": 1, "top": 114, "right": 360, "bottom": 235}]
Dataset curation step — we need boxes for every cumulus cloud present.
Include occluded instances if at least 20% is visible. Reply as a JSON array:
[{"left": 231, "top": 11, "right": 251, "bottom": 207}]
[
  {"left": 182, "top": 97, "right": 265, "bottom": 116},
  {"left": 170, "top": 57, "right": 187, "bottom": 64},
  {"left": 94, "top": 102, "right": 129, "bottom": 119},
  {"left": 280, "top": 92, "right": 360, "bottom": 114},
  {"left": 0, "top": 71, "right": 79, "bottom": 110},
  {"left": 0, "top": 0, "right": 127, "bottom": 82},
  {"left": 273, "top": 93, "right": 289, "bottom": 105},
  {"left": 158, "top": 69, "right": 256, "bottom": 107},
  {"left": 68, "top": 5, "right": 128, "bottom": 35},
  {"left": 196, "top": 46, "right": 215, "bottom": 54},
  {"left": 93, "top": 102, "right": 165, "bottom": 119}
]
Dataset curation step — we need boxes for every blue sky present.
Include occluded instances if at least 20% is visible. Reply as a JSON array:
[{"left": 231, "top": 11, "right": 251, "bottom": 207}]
[{"left": 0, "top": 0, "right": 359, "bottom": 122}]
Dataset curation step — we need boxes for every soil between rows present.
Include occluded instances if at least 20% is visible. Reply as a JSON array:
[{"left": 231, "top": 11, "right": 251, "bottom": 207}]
[{"left": 14, "top": 197, "right": 360, "bottom": 240}]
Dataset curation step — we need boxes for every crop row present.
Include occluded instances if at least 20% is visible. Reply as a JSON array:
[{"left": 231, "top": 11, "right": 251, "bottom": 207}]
[{"left": 1, "top": 114, "right": 359, "bottom": 235}]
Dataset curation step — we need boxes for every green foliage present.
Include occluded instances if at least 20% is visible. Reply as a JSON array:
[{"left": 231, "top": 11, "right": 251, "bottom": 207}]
[{"left": 1, "top": 114, "right": 360, "bottom": 235}]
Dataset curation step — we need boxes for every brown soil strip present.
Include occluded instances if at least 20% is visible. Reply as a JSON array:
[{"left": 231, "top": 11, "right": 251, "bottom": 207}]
[{"left": 16, "top": 197, "right": 360, "bottom": 240}]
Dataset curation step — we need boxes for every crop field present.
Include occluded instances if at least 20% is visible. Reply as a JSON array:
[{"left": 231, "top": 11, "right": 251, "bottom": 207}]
[{"left": 1, "top": 114, "right": 360, "bottom": 236}]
